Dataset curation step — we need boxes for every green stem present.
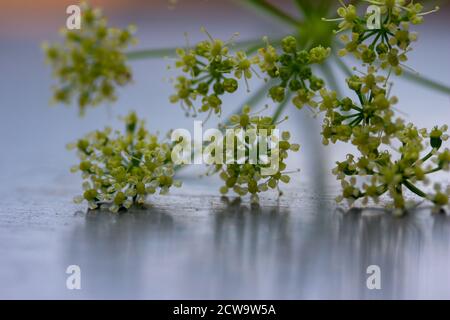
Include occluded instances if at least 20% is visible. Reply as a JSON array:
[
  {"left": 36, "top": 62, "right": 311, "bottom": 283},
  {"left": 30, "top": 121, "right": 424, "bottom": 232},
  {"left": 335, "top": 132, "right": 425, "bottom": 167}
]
[
  {"left": 333, "top": 52, "right": 352, "bottom": 77},
  {"left": 125, "top": 38, "right": 264, "bottom": 60},
  {"left": 356, "top": 91, "right": 366, "bottom": 105},
  {"left": 343, "top": 113, "right": 360, "bottom": 119},
  {"left": 382, "top": 32, "right": 392, "bottom": 49},
  {"left": 349, "top": 115, "right": 363, "bottom": 127},
  {"left": 359, "top": 29, "right": 378, "bottom": 42},
  {"left": 351, "top": 105, "right": 363, "bottom": 112},
  {"left": 425, "top": 167, "right": 442, "bottom": 175},
  {"left": 402, "top": 70, "right": 450, "bottom": 96},
  {"left": 403, "top": 180, "right": 427, "bottom": 198},
  {"left": 175, "top": 81, "right": 272, "bottom": 172},
  {"left": 272, "top": 91, "right": 294, "bottom": 123},
  {"left": 420, "top": 150, "right": 435, "bottom": 163},
  {"left": 320, "top": 61, "right": 341, "bottom": 96},
  {"left": 376, "top": 184, "right": 388, "bottom": 196},
  {"left": 125, "top": 47, "right": 177, "bottom": 60},
  {"left": 237, "top": 0, "right": 301, "bottom": 28},
  {"left": 224, "top": 80, "right": 273, "bottom": 126},
  {"left": 192, "top": 74, "right": 211, "bottom": 84},
  {"left": 369, "top": 31, "right": 382, "bottom": 48}
]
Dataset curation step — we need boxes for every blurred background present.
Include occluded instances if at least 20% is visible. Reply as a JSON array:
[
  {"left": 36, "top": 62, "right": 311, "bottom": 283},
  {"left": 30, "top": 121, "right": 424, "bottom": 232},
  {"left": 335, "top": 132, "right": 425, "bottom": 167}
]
[{"left": 1, "top": 0, "right": 450, "bottom": 299}]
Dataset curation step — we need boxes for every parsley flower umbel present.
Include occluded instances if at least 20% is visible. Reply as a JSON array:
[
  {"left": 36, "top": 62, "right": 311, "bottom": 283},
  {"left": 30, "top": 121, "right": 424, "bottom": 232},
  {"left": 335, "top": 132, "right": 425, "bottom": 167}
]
[
  {"left": 43, "top": 0, "right": 449, "bottom": 214},
  {"left": 320, "top": 67, "right": 402, "bottom": 147},
  {"left": 170, "top": 28, "right": 259, "bottom": 118},
  {"left": 68, "top": 111, "right": 181, "bottom": 212},
  {"left": 316, "top": 62, "right": 449, "bottom": 212},
  {"left": 170, "top": 34, "right": 330, "bottom": 118},
  {"left": 334, "top": 124, "right": 450, "bottom": 212},
  {"left": 208, "top": 106, "right": 300, "bottom": 203},
  {"left": 43, "top": 2, "right": 137, "bottom": 115},
  {"left": 258, "top": 36, "right": 330, "bottom": 110},
  {"left": 325, "top": 0, "right": 439, "bottom": 75},
  {"left": 321, "top": 1, "right": 449, "bottom": 213}
]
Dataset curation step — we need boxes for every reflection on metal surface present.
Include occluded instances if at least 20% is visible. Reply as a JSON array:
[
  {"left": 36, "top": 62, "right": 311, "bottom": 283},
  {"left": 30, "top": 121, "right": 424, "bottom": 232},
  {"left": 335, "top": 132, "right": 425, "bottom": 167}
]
[
  {"left": 1, "top": 177, "right": 450, "bottom": 299},
  {"left": 49, "top": 200, "right": 450, "bottom": 299}
]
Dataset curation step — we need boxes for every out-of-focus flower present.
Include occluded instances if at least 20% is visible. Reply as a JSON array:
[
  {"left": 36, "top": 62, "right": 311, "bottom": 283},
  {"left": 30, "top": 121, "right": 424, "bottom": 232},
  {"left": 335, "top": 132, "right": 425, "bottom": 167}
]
[{"left": 43, "top": 2, "right": 137, "bottom": 115}]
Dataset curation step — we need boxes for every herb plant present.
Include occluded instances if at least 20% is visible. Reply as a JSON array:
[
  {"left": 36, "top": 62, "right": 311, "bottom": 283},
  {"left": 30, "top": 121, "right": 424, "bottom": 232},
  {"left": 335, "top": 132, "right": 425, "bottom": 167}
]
[{"left": 45, "top": 1, "right": 450, "bottom": 213}]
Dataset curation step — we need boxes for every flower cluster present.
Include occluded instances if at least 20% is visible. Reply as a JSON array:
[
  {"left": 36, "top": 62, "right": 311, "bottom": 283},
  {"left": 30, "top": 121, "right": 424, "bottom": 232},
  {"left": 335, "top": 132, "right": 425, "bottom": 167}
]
[
  {"left": 326, "top": 0, "right": 439, "bottom": 74},
  {"left": 43, "top": 2, "right": 137, "bottom": 115},
  {"left": 170, "top": 29, "right": 258, "bottom": 117},
  {"left": 68, "top": 111, "right": 181, "bottom": 212},
  {"left": 320, "top": 66, "right": 402, "bottom": 148},
  {"left": 170, "top": 33, "right": 330, "bottom": 117},
  {"left": 45, "top": 1, "right": 449, "bottom": 213},
  {"left": 333, "top": 124, "right": 450, "bottom": 211},
  {"left": 208, "top": 106, "right": 300, "bottom": 203},
  {"left": 258, "top": 36, "right": 330, "bottom": 109},
  {"left": 320, "top": 1, "right": 449, "bottom": 212}
]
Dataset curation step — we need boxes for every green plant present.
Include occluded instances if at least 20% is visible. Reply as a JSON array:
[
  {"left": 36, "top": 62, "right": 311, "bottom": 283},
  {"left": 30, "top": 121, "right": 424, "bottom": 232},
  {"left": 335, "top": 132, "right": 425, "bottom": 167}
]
[
  {"left": 127, "top": 0, "right": 450, "bottom": 98},
  {"left": 167, "top": 0, "right": 450, "bottom": 211},
  {"left": 68, "top": 111, "right": 181, "bottom": 212},
  {"left": 333, "top": 124, "right": 450, "bottom": 210},
  {"left": 45, "top": 1, "right": 450, "bottom": 213},
  {"left": 43, "top": 2, "right": 137, "bottom": 115},
  {"left": 320, "top": 0, "right": 450, "bottom": 211},
  {"left": 169, "top": 28, "right": 258, "bottom": 117},
  {"left": 170, "top": 32, "right": 330, "bottom": 117},
  {"left": 328, "top": 0, "right": 439, "bottom": 75}
]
